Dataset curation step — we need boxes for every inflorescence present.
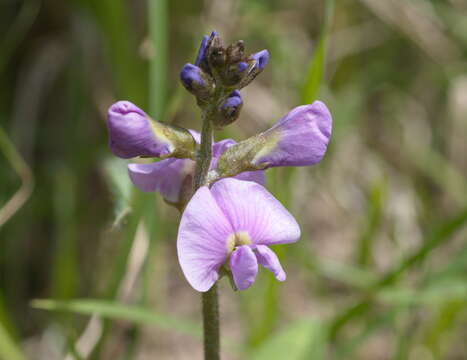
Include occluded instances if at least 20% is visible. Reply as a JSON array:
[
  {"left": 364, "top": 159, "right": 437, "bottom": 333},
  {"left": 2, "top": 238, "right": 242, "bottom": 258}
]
[{"left": 106, "top": 31, "right": 332, "bottom": 292}]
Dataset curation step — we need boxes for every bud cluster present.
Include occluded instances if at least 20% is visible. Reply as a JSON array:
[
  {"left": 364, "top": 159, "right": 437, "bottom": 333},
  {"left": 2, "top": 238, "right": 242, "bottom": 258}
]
[{"left": 180, "top": 31, "right": 269, "bottom": 129}]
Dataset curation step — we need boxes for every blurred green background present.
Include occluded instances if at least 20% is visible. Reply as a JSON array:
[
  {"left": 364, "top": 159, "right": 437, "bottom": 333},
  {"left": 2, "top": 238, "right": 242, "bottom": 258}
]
[{"left": 1, "top": 0, "right": 467, "bottom": 359}]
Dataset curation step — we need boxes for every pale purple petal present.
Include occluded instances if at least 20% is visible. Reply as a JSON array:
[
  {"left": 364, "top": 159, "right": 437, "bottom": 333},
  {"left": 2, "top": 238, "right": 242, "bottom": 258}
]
[
  {"left": 128, "top": 158, "right": 194, "bottom": 203},
  {"left": 255, "top": 245, "right": 286, "bottom": 281},
  {"left": 107, "top": 101, "right": 172, "bottom": 159},
  {"left": 210, "top": 178, "right": 300, "bottom": 245},
  {"left": 230, "top": 245, "right": 258, "bottom": 290},
  {"left": 177, "top": 186, "right": 233, "bottom": 292},
  {"left": 253, "top": 101, "right": 332, "bottom": 168}
]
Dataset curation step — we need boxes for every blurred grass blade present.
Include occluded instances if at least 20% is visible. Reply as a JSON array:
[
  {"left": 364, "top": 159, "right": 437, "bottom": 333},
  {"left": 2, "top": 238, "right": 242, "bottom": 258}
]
[
  {"left": 378, "top": 280, "right": 467, "bottom": 306},
  {"left": 31, "top": 299, "right": 200, "bottom": 336},
  {"left": 250, "top": 319, "right": 326, "bottom": 360},
  {"left": 102, "top": 157, "right": 132, "bottom": 227},
  {"left": 148, "top": 0, "right": 168, "bottom": 119},
  {"left": 329, "top": 206, "right": 467, "bottom": 341},
  {"left": 0, "top": 321, "right": 26, "bottom": 360},
  {"left": 0, "top": 126, "right": 34, "bottom": 228},
  {"left": 0, "top": 0, "right": 40, "bottom": 76},
  {"left": 301, "top": 0, "right": 334, "bottom": 104}
]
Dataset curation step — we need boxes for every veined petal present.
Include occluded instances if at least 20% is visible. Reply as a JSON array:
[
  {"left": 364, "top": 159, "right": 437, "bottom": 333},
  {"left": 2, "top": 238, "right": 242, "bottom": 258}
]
[
  {"left": 177, "top": 186, "right": 233, "bottom": 292},
  {"left": 255, "top": 245, "right": 286, "bottom": 281},
  {"left": 230, "top": 245, "right": 258, "bottom": 290},
  {"left": 253, "top": 101, "right": 332, "bottom": 167},
  {"left": 210, "top": 178, "right": 300, "bottom": 245},
  {"left": 128, "top": 158, "right": 194, "bottom": 203}
]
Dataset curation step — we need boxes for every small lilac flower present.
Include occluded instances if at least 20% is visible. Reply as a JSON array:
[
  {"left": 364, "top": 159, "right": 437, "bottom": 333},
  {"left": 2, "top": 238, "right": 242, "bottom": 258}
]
[
  {"left": 128, "top": 134, "right": 264, "bottom": 205},
  {"left": 254, "top": 100, "right": 332, "bottom": 168},
  {"left": 107, "top": 101, "right": 196, "bottom": 159},
  {"left": 215, "top": 100, "right": 332, "bottom": 177},
  {"left": 177, "top": 178, "right": 300, "bottom": 292}
]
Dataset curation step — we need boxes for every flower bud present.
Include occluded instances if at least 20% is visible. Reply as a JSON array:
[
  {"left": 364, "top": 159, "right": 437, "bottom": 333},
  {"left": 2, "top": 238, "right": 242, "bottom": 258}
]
[
  {"left": 107, "top": 101, "right": 197, "bottom": 159},
  {"left": 180, "top": 64, "right": 214, "bottom": 101},
  {"left": 222, "top": 61, "right": 249, "bottom": 86},
  {"left": 215, "top": 101, "right": 332, "bottom": 177},
  {"left": 226, "top": 40, "right": 245, "bottom": 63},
  {"left": 238, "top": 49, "right": 270, "bottom": 88},
  {"left": 195, "top": 34, "right": 210, "bottom": 72},
  {"left": 213, "top": 91, "right": 243, "bottom": 128},
  {"left": 207, "top": 33, "right": 226, "bottom": 70}
]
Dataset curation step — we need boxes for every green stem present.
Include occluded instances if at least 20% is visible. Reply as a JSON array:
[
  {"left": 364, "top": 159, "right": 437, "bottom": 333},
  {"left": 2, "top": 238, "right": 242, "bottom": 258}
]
[
  {"left": 192, "top": 109, "right": 219, "bottom": 360},
  {"left": 202, "top": 284, "right": 220, "bottom": 360},
  {"left": 193, "top": 112, "right": 213, "bottom": 189}
]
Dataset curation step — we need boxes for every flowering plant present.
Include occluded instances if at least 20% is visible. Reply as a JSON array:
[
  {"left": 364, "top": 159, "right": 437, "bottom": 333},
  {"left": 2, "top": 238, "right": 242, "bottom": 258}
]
[{"left": 107, "top": 31, "right": 332, "bottom": 359}]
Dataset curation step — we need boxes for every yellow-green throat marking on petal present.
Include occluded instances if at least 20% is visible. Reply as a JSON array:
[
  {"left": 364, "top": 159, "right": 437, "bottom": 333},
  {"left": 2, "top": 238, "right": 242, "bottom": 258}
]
[{"left": 226, "top": 231, "right": 252, "bottom": 254}]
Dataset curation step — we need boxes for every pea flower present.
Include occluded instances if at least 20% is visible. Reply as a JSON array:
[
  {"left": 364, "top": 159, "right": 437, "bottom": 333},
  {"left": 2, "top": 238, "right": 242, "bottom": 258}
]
[
  {"left": 107, "top": 101, "right": 196, "bottom": 159},
  {"left": 128, "top": 134, "right": 264, "bottom": 206},
  {"left": 177, "top": 178, "right": 300, "bottom": 292},
  {"left": 215, "top": 100, "right": 332, "bottom": 178}
]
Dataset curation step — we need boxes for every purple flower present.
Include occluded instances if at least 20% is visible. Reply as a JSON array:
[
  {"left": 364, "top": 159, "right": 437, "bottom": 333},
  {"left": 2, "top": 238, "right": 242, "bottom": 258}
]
[
  {"left": 215, "top": 100, "right": 332, "bottom": 177},
  {"left": 177, "top": 178, "right": 300, "bottom": 292},
  {"left": 107, "top": 101, "right": 196, "bottom": 159},
  {"left": 254, "top": 100, "right": 332, "bottom": 168},
  {"left": 128, "top": 134, "right": 264, "bottom": 205}
]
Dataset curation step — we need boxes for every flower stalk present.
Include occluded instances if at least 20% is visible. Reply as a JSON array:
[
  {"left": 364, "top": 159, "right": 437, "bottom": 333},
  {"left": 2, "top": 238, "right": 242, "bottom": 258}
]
[{"left": 193, "top": 106, "right": 220, "bottom": 360}]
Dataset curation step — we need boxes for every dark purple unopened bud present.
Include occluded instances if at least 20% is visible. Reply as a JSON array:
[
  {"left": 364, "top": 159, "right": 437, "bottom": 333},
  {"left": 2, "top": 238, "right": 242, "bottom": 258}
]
[
  {"left": 207, "top": 33, "right": 226, "bottom": 70},
  {"left": 213, "top": 91, "right": 243, "bottom": 128},
  {"left": 223, "top": 61, "right": 249, "bottom": 86},
  {"left": 195, "top": 32, "right": 214, "bottom": 74},
  {"left": 226, "top": 40, "right": 245, "bottom": 63},
  {"left": 238, "top": 49, "right": 270, "bottom": 88},
  {"left": 250, "top": 49, "right": 269, "bottom": 71},
  {"left": 180, "top": 63, "right": 214, "bottom": 101}
]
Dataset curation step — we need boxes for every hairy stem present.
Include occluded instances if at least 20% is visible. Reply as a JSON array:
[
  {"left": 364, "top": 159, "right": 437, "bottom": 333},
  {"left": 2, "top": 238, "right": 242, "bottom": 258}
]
[
  {"left": 202, "top": 284, "right": 220, "bottom": 360},
  {"left": 193, "top": 114, "right": 213, "bottom": 189},
  {"left": 192, "top": 108, "right": 220, "bottom": 360}
]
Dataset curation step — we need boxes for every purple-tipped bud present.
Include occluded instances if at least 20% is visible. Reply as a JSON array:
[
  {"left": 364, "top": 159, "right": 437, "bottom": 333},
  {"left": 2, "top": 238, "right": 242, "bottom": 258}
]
[
  {"left": 213, "top": 91, "right": 243, "bottom": 128},
  {"left": 180, "top": 63, "right": 214, "bottom": 101},
  {"left": 107, "top": 101, "right": 197, "bottom": 159},
  {"left": 237, "top": 62, "right": 248, "bottom": 72},
  {"left": 250, "top": 49, "right": 269, "bottom": 71},
  {"left": 195, "top": 35, "right": 209, "bottom": 67},
  {"left": 237, "top": 49, "right": 270, "bottom": 89},
  {"left": 207, "top": 32, "right": 226, "bottom": 69}
]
